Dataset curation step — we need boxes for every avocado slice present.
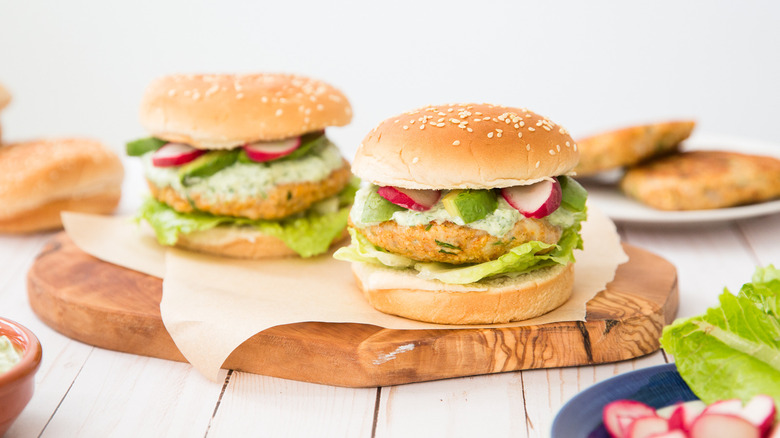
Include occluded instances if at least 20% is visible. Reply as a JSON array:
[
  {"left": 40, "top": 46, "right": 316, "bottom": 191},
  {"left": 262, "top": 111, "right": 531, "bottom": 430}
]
[
  {"left": 361, "top": 187, "right": 404, "bottom": 223},
  {"left": 442, "top": 189, "right": 498, "bottom": 223},
  {"left": 558, "top": 176, "right": 587, "bottom": 212},
  {"left": 178, "top": 150, "right": 240, "bottom": 186},
  {"left": 126, "top": 137, "right": 167, "bottom": 156}
]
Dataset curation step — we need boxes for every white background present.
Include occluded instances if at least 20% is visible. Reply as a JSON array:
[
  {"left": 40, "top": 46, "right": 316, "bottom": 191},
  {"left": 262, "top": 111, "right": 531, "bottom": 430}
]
[{"left": 2, "top": 0, "right": 779, "bottom": 163}]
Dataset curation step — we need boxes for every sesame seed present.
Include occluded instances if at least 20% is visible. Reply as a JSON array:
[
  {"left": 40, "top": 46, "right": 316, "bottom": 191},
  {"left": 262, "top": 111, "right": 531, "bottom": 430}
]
[
  {"left": 450, "top": 118, "right": 460, "bottom": 123},
  {"left": 412, "top": 157, "right": 419, "bottom": 163},
  {"left": 556, "top": 144, "right": 561, "bottom": 152},
  {"left": 261, "top": 96, "right": 268, "bottom": 103},
  {"left": 420, "top": 125, "right": 425, "bottom": 130},
  {"left": 467, "top": 127, "right": 473, "bottom": 132},
  {"left": 528, "top": 127, "right": 536, "bottom": 132},
  {"left": 543, "top": 126, "right": 551, "bottom": 131},
  {"left": 403, "top": 125, "right": 409, "bottom": 130},
  {"left": 394, "top": 119, "right": 400, "bottom": 123},
  {"left": 410, "top": 120, "right": 415, "bottom": 124},
  {"left": 168, "top": 89, "right": 176, "bottom": 97},
  {"left": 518, "top": 132, "right": 524, "bottom": 139},
  {"left": 487, "top": 132, "right": 494, "bottom": 138},
  {"left": 565, "top": 141, "right": 571, "bottom": 147},
  {"left": 526, "top": 144, "right": 531, "bottom": 151},
  {"left": 535, "top": 161, "right": 540, "bottom": 168},
  {"left": 549, "top": 150, "right": 556, "bottom": 155},
  {"left": 573, "top": 143, "right": 578, "bottom": 151},
  {"left": 453, "top": 140, "right": 461, "bottom": 146},
  {"left": 275, "top": 109, "right": 283, "bottom": 116},
  {"left": 436, "top": 123, "right": 445, "bottom": 127}
]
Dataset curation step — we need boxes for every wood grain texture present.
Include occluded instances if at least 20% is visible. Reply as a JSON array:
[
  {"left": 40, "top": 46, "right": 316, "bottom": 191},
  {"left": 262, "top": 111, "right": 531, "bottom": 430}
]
[{"left": 27, "top": 232, "right": 678, "bottom": 387}]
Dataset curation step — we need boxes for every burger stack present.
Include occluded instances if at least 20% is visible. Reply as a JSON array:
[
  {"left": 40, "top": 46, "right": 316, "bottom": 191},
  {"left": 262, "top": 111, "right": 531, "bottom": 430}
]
[{"left": 126, "top": 73, "right": 357, "bottom": 258}]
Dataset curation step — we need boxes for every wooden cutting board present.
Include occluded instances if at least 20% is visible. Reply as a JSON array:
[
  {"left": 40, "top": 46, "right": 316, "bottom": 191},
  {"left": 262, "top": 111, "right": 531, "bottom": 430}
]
[{"left": 27, "top": 232, "right": 678, "bottom": 387}]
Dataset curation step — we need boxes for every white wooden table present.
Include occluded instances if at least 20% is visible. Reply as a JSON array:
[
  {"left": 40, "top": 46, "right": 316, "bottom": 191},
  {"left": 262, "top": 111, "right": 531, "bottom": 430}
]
[{"left": 2, "top": 181, "right": 779, "bottom": 437}]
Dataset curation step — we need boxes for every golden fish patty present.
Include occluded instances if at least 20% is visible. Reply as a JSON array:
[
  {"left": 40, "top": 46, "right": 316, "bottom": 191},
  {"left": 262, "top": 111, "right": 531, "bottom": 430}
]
[
  {"left": 354, "top": 216, "right": 562, "bottom": 264},
  {"left": 620, "top": 150, "right": 780, "bottom": 210},
  {"left": 148, "top": 162, "right": 352, "bottom": 220},
  {"left": 575, "top": 120, "right": 695, "bottom": 176}
]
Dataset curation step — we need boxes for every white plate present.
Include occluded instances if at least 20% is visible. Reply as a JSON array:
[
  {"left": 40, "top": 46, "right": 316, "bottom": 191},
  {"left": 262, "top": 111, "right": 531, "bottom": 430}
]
[{"left": 582, "top": 134, "right": 780, "bottom": 225}]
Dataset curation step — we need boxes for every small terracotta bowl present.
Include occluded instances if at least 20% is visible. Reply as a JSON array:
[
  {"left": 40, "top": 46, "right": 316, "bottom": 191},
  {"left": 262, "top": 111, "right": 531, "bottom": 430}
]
[{"left": 0, "top": 318, "right": 42, "bottom": 436}]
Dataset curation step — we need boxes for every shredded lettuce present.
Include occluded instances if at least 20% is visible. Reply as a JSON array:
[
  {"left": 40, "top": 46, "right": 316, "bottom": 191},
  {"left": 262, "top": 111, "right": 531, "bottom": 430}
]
[
  {"left": 137, "top": 179, "right": 358, "bottom": 258},
  {"left": 660, "top": 265, "right": 780, "bottom": 407},
  {"left": 334, "top": 204, "right": 585, "bottom": 285}
]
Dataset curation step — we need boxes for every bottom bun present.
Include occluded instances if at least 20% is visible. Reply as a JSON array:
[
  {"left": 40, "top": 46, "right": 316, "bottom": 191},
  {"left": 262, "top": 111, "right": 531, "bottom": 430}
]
[
  {"left": 0, "top": 190, "right": 121, "bottom": 233},
  {"left": 175, "top": 226, "right": 349, "bottom": 259},
  {"left": 352, "top": 262, "right": 574, "bottom": 324}
]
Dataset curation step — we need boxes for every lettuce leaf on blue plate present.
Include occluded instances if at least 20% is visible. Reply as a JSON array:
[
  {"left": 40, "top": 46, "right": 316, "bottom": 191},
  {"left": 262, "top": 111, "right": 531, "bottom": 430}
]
[{"left": 660, "top": 265, "right": 780, "bottom": 406}]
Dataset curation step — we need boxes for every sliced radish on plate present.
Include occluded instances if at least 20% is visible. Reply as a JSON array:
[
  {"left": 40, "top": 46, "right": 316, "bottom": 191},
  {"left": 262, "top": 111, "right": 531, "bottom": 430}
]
[
  {"left": 603, "top": 400, "right": 657, "bottom": 438},
  {"left": 689, "top": 413, "right": 761, "bottom": 438},
  {"left": 377, "top": 186, "right": 441, "bottom": 211},
  {"left": 645, "top": 430, "right": 686, "bottom": 438},
  {"left": 741, "top": 394, "right": 777, "bottom": 434},
  {"left": 151, "top": 143, "right": 205, "bottom": 167},
  {"left": 243, "top": 137, "right": 301, "bottom": 162},
  {"left": 625, "top": 415, "right": 669, "bottom": 438},
  {"left": 500, "top": 179, "right": 562, "bottom": 218},
  {"left": 667, "top": 400, "right": 706, "bottom": 432},
  {"left": 701, "top": 399, "right": 744, "bottom": 416},
  {"left": 701, "top": 395, "right": 776, "bottom": 435}
]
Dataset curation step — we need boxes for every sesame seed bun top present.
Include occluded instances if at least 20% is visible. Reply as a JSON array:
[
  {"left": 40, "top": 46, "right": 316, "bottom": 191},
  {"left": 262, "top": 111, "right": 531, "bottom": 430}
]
[
  {"left": 351, "top": 103, "right": 579, "bottom": 190},
  {"left": 139, "top": 73, "right": 353, "bottom": 149}
]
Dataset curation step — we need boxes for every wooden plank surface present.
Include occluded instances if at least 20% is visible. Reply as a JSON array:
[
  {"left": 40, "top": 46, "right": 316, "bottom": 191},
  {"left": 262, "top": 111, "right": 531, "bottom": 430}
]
[{"left": 27, "top": 232, "right": 678, "bottom": 387}]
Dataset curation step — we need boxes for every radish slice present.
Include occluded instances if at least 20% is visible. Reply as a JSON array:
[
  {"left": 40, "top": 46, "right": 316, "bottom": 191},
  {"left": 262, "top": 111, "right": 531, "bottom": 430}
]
[
  {"left": 151, "top": 143, "right": 205, "bottom": 167},
  {"left": 625, "top": 416, "right": 669, "bottom": 438},
  {"left": 243, "top": 137, "right": 301, "bottom": 162},
  {"left": 689, "top": 414, "right": 760, "bottom": 438},
  {"left": 668, "top": 400, "right": 706, "bottom": 432},
  {"left": 645, "top": 431, "right": 686, "bottom": 438},
  {"left": 769, "top": 423, "right": 780, "bottom": 438},
  {"left": 603, "top": 400, "right": 657, "bottom": 438},
  {"left": 500, "top": 179, "right": 562, "bottom": 218},
  {"left": 741, "top": 394, "right": 776, "bottom": 434},
  {"left": 377, "top": 186, "right": 441, "bottom": 211},
  {"left": 702, "top": 399, "right": 744, "bottom": 416}
]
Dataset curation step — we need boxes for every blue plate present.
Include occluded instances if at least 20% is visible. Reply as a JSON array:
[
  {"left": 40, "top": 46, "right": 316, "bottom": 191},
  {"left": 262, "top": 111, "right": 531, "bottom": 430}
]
[{"left": 551, "top": 363, "right": 699, "bottom": 438}]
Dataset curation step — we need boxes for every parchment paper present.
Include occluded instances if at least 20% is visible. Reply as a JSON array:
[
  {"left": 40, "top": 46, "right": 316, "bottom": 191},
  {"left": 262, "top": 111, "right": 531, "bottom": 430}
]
[{"left": 62, "top": 205, "right": 627, "bottom": 381}]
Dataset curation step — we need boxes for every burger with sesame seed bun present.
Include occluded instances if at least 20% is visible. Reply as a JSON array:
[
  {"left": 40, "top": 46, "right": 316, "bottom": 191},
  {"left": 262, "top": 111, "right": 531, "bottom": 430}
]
[
  {"left": 126, "top": 73, "right": 357, "bottom": 258},
  {"left": 334, "top": 103, "right": 588, "bottom": 324}
]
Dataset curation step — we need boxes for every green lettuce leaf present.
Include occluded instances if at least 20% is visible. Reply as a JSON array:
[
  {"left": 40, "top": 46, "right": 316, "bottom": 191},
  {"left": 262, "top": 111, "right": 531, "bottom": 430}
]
[
  {"left": 334, "top": 206, "right": 584, "bottom": 284},
  {"left": 660, "top": 265, "right": 780, "bottom": 406},
  {"left": 137, "top": 179, "right": 358, "bottom": 258}
]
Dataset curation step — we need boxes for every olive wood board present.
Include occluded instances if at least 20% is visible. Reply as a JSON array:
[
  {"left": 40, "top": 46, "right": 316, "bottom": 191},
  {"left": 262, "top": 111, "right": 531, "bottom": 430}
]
[{"left": 27, "top": 232, "right": 678, "bottom": 387}]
